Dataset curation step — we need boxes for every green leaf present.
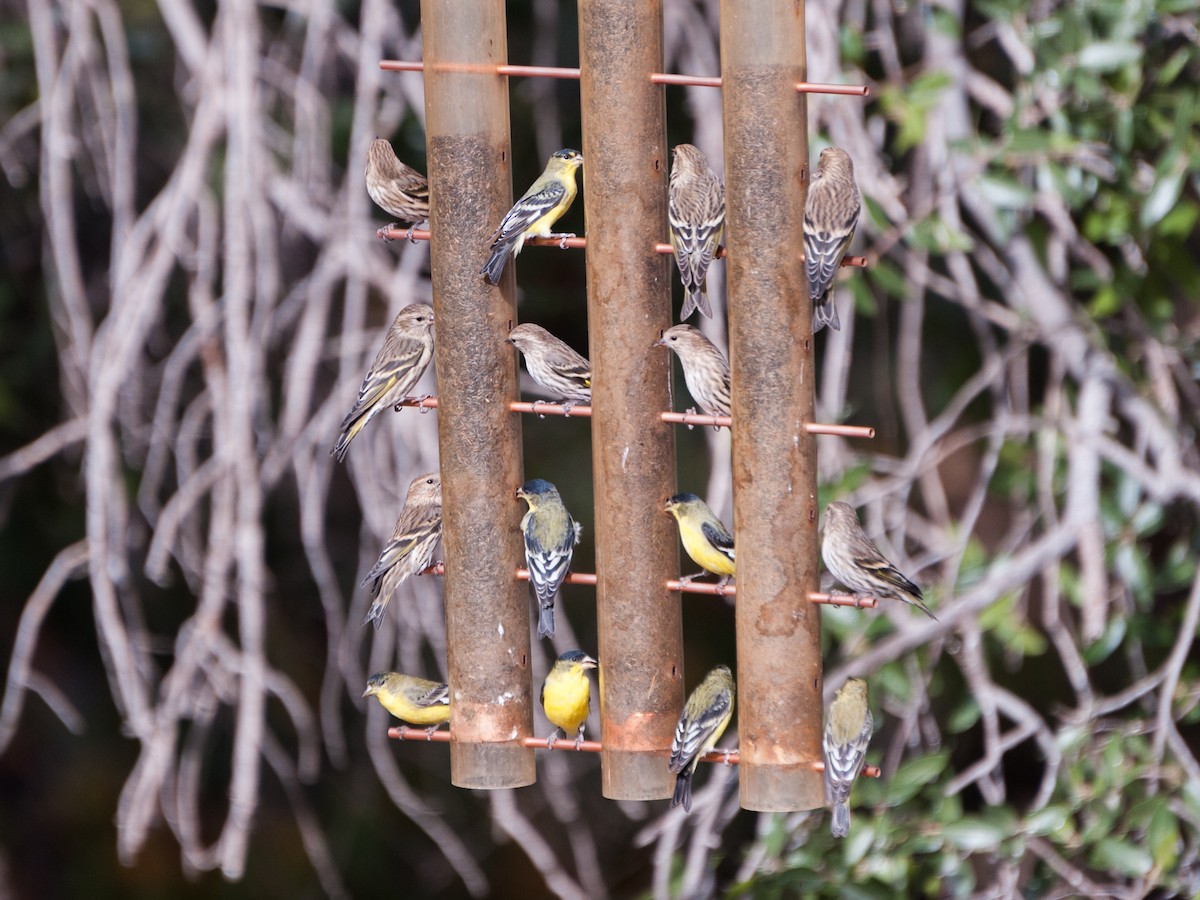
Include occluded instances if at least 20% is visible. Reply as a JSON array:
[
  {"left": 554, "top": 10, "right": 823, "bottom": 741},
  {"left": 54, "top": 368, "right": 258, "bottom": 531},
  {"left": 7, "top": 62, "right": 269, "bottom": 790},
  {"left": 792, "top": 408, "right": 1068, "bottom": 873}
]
[
  {"left": 942, "top": 816, "right": 1010, "bottom": 852},
  {"left": 885, "top": 752, "right": 949, "bottom": 805},
  {"left": 1089, "top": 837, "right": 1152, "bottom": 877},
  {"left": 1147, "top": 804, "right": 1180, "bottom": 871},
  {"left": 1024, "top": 805, "right": 1071, "bottom": 837},
  {"left": 1078, "top": 42, "right": 1141, "bottom": 72},
  {"left": 1141, "top": 167, "right": 1185, "bottom": 230}
]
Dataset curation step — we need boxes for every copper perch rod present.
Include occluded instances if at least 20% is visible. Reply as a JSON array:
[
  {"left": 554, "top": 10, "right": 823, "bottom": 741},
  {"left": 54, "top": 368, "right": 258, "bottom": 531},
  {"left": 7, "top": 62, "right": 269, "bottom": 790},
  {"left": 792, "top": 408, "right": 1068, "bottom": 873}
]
[
  {"left": 378, "top": 226, "right": 868, "bottom": 269},
  {"left": 386, "top": 727, "right": 881, "bottom": 777},
  {"left": 394, "top": 398, "right": 876, "bottom": 439},
  {"left": 418, "top": 564, "right": 878, "bottom": 608},
  {"left": 664, "top": 581, "right": 879, "bottom": 608},
  {"left": 660, "top": 411, "right": 876, "bottom": 439},
  {"left": 380, "top": 60, "right": 868, "bottom": 97}
]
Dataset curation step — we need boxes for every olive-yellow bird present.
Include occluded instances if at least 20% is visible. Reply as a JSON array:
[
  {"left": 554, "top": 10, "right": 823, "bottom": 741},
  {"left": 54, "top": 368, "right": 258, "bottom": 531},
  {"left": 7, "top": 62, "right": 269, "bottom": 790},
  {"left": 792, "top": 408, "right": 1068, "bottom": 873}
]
[
  {"left": 669, "top": 665, "right": 735, "bottom": 813},
  {"left": 481, "top": 149, "right": 584, "bottom": 285},
  {"left": 664, "top": 493, "right": 735, "bottom": 586},
  {"left": 362, "top": 672, "right": 451, "bottom": 736}
]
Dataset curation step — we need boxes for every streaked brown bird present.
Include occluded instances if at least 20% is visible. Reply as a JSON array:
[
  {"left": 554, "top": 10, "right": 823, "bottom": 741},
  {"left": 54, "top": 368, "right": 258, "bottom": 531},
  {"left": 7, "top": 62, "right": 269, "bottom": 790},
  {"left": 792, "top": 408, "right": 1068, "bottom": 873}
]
[
  {"left": 803, "top": 147, "right": 860, "bottom": 333},
  {"left": 361, "top": 473, "right": 443, "bottom": 629},
  {"left": 507, "top": 323, "right": 592, "bottom": 411},
  {"left": 331, "top": 303, "right": 435, "bottom": 462},
  {"left": 668, "top": 144, "right": 725, "bottom": 320},
  {"left": 653, "top": 324, "right": 731, "bottom": 419},
  {"left": 365, "top": 138, "right": 430, "bottom": 241},
  {"left": 822, "top": 501, "right": 937, "bottom": 619}
]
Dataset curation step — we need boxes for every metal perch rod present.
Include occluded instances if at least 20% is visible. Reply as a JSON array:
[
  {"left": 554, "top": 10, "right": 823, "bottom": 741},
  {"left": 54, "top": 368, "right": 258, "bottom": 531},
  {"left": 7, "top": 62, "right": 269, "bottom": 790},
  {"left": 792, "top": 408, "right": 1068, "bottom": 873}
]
[
  {"left": 386, "top": 728, "right": 881, "bottom": 777},
  {"left": 394, "top": 398, "right": 875, "bottom": 438},
  {"left": 380, "top": 60, "right": 868, "bottom": 96}
]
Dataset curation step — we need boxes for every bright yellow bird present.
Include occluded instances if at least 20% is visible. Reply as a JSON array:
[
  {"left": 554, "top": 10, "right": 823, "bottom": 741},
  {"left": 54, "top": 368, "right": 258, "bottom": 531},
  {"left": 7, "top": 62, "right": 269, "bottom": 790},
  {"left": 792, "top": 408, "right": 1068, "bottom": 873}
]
[
  {"left": 481, "top": 149, "right": 584, "bottom": 285},
  {"left": 664, "top": 492, "right": 735, "bottom": 586},
  {"left": 540, "top": 650, "right": 598, "bottom": 750},
  {"left": 362, "top": 672, "right": 450, "bottom": 736}
]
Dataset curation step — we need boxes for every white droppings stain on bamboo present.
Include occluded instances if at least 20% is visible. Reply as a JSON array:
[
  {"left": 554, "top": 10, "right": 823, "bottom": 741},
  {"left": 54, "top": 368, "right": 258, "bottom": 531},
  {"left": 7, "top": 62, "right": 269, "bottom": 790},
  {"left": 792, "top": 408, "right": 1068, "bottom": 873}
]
[
  {"left": 498, "top": 622, "right": 505, "bottom": 637},
  {"left": 496, "top": 691, "right": 515, "bottom": 705},
  {"left": 622, "top": 447, "right": 631, "bottom": 470}
]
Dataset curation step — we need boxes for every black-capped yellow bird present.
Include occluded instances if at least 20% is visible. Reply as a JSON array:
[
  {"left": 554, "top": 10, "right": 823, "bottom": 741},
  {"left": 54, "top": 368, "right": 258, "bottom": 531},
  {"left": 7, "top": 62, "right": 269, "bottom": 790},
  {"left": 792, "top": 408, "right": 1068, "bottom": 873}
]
[
  {"left": 669, "top": 665, "right": 736, "bottom": 813},
  {"left": 362, "top": 672, "right": 451, "bottom": 736},
  {"left": 481, "top": 149, "right": 584, "bottom": 285},
  {"left": 823, "top": 677, "right": 874, "bottom": 837},
  {"left": 540, "top": 650, "right": 598, "bottom": 749},
  {"left": 664, "top": 493, "right": 735, "bottom": 586}
]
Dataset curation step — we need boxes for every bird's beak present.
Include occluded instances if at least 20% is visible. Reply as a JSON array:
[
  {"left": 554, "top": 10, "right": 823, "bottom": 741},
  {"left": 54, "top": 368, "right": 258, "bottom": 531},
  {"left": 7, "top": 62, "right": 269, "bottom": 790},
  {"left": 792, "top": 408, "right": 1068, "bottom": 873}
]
[
  {"left": 361, "top": 687, "right": 373, "bottom": 698},
  {"left": 582, "top": 655, "right": 598, "bottom": 669},
  {"left": 651, "top": 329, "right": 666, "bottom": 349},
  {"left": 505, "top": 337, "right": 515, "bottom": 345},
  {"left": 662, "top": 498, "right": 674, "bottom": 514},
  {"left": 514, "top": 487, "right": 525, "bottom": 500}
]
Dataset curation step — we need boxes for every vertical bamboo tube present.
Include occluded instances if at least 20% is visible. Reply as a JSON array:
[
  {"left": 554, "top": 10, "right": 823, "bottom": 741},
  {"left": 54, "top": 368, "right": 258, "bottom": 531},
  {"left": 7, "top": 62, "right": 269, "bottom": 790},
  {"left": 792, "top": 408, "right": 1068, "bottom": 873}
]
[
  {"left": 420, "top": 0, "right": 535, "bottom": 789},
  {"left": 720, "top": 0, "right": 824, "bottom": 810},
  {"left": 578, "top": 0, "right": 684, "bottom": 799}
]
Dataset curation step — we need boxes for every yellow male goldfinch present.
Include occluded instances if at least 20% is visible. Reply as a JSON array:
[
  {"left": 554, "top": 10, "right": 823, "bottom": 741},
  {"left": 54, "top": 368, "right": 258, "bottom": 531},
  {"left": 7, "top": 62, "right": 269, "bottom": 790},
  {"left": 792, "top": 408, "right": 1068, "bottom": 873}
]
[
  {"left": 668, "top": 144, "right": 725, "bottom": 320},
  {"left": 823, "top": 677, "right": 874, "bottom": 837},
  {"left": 481, "top": 149, "right": 584, "bottom": 285},
  {"left": 540, "top": 650, "right": 598, "bottom": 749},
  {"left": 669, "top": 665, "right": 735, "bottom": 813},
  {"left": 332, "top": 303, "right": 435, "bottom": 462},
  {"left": 804, "top": 147, "right": 860, "bottom": 333},
  {"left": 361, "top": 473, "right": 442, "bottom": 629},
  {"left": 362, "top": 672, "right": 451, "bottom": 736},
  {"left": 664, "top": 493, "right": 735, "bottom": 585},
  {"left": 822, "top": 501, "right": 936, "bottom": 619}
]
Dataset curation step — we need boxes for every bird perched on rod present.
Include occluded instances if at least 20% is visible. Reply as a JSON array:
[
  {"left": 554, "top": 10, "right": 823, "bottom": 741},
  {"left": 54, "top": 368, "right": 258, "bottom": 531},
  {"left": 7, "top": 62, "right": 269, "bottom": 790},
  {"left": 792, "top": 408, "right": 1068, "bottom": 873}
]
[
  {"left": 669, "top": 664, "right": 735, "bottom": 813},
  {"left": 823, "top": 677, "right": 874, "bottom": 837},
  {"left": 664, "top": 493, "right": 735, "bottom": 587},
  {"left": 515, "top": 478, "right": 581, "bottom": 639},
  {"left": 360, "top": 473, "right": 442, "bottom": 629},
  {"left": 481, "top": 149, "right": 584, "bottom": 285},
  {"left": 507, "top": 323, "right": 592, "bottom": 412},
  {"left": 365, "top": 138, "right": 430, "bottom": 242},
  {"left": 331, "top": 303, "right": 435, "bottom": 462},
  {"left": 653, "top": 325, "right": 731, "bottom": 419},
  {"left": 822, "top": 501, "right": 936, "bottom": 619},
  {"left": 668, "top": 143, "right": 725, "bottom": 320},
  {"left": 541, "top": 650, "right": 598, "bottom": 750},
  {"left": 803, "top": 147, "right": 860, "bottom": 333},
  {"left": 362, "top": 672, "right": 451, "bottom": 736}
]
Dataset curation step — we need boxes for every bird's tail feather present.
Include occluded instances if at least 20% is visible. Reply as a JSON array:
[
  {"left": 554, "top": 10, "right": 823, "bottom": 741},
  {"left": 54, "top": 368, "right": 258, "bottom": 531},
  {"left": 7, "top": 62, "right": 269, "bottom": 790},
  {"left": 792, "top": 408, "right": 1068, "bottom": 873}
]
[
  {"left": 481, "top": 245, "right": 510, "bottom": 285},
  {"left": 671, "top": 771, "right": 693, "bottom": 812},
  {"left": 813, "top": 295, "right": 840, "bottom": 333},
  {"left": 831, "top": 802, "right": 850, "bottom": 837},
  {"left": 537, "top": 601, "right": 555, "bottom": 639}
]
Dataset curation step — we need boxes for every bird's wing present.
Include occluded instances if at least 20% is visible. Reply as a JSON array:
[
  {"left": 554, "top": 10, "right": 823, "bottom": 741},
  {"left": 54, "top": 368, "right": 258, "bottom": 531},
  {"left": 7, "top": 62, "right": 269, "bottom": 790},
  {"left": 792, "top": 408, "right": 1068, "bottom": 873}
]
[
  {"left": 489, "top": 179, "right": 569, "bottom": 244},
  {"left": 350, "top": 337, "right": 429, "bottom": 414},
  {"left": 411, "top": 681, "right": 451, "bottom": 709},
  {"left": 702, "top": 520, "right": 736, "bottom": 561},
  {"left": 669, "top": 689, "right": 733, "bottom": 773}
]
